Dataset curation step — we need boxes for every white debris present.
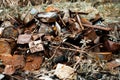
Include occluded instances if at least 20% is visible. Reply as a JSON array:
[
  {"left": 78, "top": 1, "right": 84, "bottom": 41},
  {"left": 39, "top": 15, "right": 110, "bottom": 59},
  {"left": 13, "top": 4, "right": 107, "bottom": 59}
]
[
  {"left": 29, "top": 40, "right": 44, "bottom": 53},
  {"left": 55, "top": 22, "right": 61, "bottom": 36},
  {"left": 0, "top": 28, "right": 4, "bottom": 35},
  {"left": 115, "top": 59, "right": 120, "bottom": 63},
  {"left": 0, "top": 10, "right": 3, "bottom": 13},
  {"left": 54, "top": 63, "right": 76, "bottom": 79},
  {"left": 30, "top": 8, "right": 38, "bottom": 15},
  {"left": 39, "top": 76, "right": 53, "bottom": 80},
  {"left": 37, "top": 12, "right": 57, "bottom": 18},
  {"left": 0, "top": 74, "right": 5, "bottom": 79}
]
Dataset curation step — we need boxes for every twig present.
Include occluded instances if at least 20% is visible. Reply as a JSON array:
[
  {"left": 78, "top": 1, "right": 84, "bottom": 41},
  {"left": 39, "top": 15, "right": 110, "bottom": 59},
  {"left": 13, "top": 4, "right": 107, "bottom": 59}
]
[
  {"left": 76, "top": 13, "right": 84, "bottom": 30},
  {"left": 48, "top": 45, "right": 60, "bottom": 61},
  {"left": 62, "top": 42, "right": 80, "bottom": 49},
  {"left": 51, "top": 45, "right": 86, "bottom": 53},
  {"left": 69, "top": 10, "right": 88, "bottom": 15},
  {"left": 83, "top": 24, "right": 112, "bottom": 31},
  {"left": 86, "top": 43, "right": 102, "bottom": 51},
  {"left": 73, "top": 57, "right": 81, "bottom": 69},
  {"left": 58, "top": 14, "right": 66, "bottom": 26}
]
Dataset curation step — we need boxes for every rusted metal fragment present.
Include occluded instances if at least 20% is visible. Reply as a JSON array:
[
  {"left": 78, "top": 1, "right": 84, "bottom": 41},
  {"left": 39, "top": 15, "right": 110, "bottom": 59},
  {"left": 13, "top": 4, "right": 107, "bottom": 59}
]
[
  {"left": 17, "top": 34, "right": 32, "bottom": 44},
  {"left": 23, "top": 55, "right": 43, "bottom": 71},
  {"left": 54, "top": 63, "right": 76, "bottom": 79},
  {"left": 11, "top": 55, "right": 25, "bottom": 69},
  {"left": 0, "top": 54, "right": 25, "bottom": 69},
  {"left": 0, "top": 39, "right": 11, "bottom": 55},
  {"left": 29, "top": 40, "right": 44, "bottom": 53}
]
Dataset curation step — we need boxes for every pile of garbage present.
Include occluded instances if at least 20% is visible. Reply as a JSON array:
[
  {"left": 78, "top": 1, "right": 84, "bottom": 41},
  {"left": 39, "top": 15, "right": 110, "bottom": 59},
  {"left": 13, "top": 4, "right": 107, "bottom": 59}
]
[{"left": 0, "top": 5, "right": 120, "bottom": 80}]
